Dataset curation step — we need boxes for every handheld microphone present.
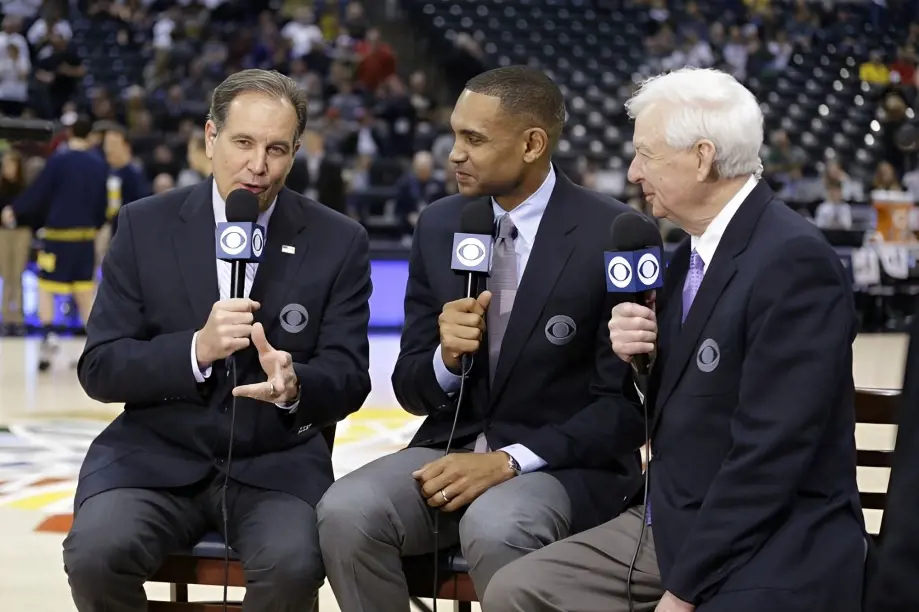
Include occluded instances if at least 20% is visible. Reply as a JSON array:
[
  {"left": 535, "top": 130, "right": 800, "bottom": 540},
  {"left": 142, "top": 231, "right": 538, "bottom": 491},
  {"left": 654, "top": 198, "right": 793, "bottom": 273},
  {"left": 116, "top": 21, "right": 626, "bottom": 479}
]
[
  {"left": 607, "top": 211, "right": 664, "bottom": 612},
  {"left": 218, "top": 189, "right": 266, "bottom": 300},
  {"left": 430, "top": 199, "right": 495, "bottom": 612},
  {"left": 605, "top": 211, "right": 665, "bottom": 377},
  {"left": 452, "top": 199, "right": 495, "bottom": 294},
  {"left": 214, "top": 188, "right": 264, "bottom": 612}
]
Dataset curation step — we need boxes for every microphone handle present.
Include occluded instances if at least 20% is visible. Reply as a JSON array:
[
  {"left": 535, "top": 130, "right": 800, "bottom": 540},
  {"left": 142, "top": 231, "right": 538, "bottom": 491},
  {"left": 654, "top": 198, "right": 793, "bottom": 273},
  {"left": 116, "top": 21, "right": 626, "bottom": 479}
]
[
  {"left": 460, "top": 271, "right": 479, "bottom": 372},
  {"left": 230, "top": 261, "right": 246, "bottom": 300}
]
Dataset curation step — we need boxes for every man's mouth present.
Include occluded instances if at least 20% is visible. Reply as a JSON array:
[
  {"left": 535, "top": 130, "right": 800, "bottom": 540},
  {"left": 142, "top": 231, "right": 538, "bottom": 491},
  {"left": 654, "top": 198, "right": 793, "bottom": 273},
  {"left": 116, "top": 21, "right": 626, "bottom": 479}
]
[{"left": 241, "top": 183, "right": 267, "bottom": 194}]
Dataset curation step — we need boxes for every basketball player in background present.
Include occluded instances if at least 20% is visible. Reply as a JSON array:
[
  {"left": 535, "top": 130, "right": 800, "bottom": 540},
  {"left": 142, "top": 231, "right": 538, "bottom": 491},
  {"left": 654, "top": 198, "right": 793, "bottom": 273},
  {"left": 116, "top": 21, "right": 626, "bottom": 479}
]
[{"left": 1, "top": 116, "right": 108, "bottom": 370}]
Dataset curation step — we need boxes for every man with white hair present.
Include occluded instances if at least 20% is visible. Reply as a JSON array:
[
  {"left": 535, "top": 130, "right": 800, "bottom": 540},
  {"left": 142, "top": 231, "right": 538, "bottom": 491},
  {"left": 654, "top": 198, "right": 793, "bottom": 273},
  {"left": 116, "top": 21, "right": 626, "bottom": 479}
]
[{"left": 483, "top": 67, "right": 867, "bottom": 612}]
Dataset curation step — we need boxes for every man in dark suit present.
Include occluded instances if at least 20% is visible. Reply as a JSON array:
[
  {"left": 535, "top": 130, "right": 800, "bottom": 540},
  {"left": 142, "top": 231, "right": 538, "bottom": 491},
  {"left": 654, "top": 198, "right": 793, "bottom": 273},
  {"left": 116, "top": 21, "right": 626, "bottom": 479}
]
[
  {"left": 316, "top": 65, "right": 645, "bottom": 608},
  {"left": 285, "top": 129, "right": 347, "bottom": 214},
  {"left": 864, "top": 314, "right": 919, "bottom": 612},
  {"left": 485, "top": 67, "right": 867, "bottom": 612},
  {"left": 62, "top": 69, "right": 372, "bottom": 612}
]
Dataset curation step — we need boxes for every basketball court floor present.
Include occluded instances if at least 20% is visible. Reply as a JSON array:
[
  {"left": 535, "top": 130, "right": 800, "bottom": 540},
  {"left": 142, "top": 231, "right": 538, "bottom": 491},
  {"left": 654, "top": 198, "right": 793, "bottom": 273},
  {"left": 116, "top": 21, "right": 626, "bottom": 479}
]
[{"left": 0, "top": 332, "right": 906, "bottom": 611}]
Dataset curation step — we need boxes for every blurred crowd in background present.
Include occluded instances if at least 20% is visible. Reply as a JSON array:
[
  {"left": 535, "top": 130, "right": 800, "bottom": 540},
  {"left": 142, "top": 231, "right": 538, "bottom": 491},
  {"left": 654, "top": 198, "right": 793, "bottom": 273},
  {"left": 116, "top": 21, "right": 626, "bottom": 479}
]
[{"left": 3, "top": 0, "right": 919, "bottom": 334}]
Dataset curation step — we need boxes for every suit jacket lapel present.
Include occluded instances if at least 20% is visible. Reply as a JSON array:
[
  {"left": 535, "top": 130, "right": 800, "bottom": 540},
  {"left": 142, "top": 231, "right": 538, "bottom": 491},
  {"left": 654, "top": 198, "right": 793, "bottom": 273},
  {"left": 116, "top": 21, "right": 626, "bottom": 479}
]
[
  {"left": 653, "top": 181, "right": 774, "bottom": 415},
  {"left": 174, "top": 179, "right": 219, "bottom": 327},
  {"left": 230, "top": 189, "right": 310, "bottom": 379},
  {"left": 489, "top": 171, "right": 578, "bottom": 405}
]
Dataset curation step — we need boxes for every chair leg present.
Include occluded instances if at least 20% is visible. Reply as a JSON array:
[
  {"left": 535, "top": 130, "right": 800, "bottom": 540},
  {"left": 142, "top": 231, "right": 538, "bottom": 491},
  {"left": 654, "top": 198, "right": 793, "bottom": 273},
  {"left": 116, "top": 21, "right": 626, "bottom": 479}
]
[{"left": 170, "top": 582, "right": 189, "bottom": 602}]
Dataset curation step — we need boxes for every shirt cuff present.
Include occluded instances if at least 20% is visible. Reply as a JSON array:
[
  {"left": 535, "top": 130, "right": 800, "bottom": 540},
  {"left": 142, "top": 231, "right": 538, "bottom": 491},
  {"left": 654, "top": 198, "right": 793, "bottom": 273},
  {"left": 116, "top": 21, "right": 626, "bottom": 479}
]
[
  {"left": 432, "top": 344, "right": 462, "bottom": 394},
  {"left": 191, "top": 331, "right": 212, "bottom": 383},
  {"left": 500, "top": 443, "right": 548, "bottom": 474},
  {"left": 276, "top": 394, "right": 300, "bottom": 412}
]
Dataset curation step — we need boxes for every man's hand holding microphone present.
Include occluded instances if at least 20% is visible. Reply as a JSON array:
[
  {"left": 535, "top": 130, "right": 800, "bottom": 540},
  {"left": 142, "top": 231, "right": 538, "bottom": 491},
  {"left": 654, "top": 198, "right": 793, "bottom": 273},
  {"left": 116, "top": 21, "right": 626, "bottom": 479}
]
[
  {"left": 608, "top": 302, "right": 657, "bottom": 365},
  {"left": 195, "top": 298, "right": 261, "bottom": 369},
  {"left": 438, "top": 291, "right": 492, "bottom": 374}
]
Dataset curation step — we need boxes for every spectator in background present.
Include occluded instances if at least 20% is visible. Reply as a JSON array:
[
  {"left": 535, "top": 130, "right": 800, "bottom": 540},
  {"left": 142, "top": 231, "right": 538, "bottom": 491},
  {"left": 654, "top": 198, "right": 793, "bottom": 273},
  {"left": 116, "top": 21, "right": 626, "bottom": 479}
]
[
  {"left": 825, "top": 160, "right": 866, "bottom": 202},
  {"left": 393, "top": 150, "right": 444, "bottom": 230},
  {"left": 377, "top": 75, "right": 417, "bottom": 159},
  {"left": 282, "top": 7, "right": 325, "bottom": 58},
  {"left": 152, "top": 172, "right": 175, "bottom": 193},
  {"left": 0, "top": 41, "right": 29, "bottom": 116},
  {"left": 815, "top": 180, "right": 853, "bottom": 229},
  {"left": 764, "top": 128, "right": 806, "bottom": 186},
  {"left": 101, "top": 125, "right": 152, "bottom": 240},
  {"left": 874, "top": 160, "right": 904, "bottom": 191},
  {"left": 0, "top": 150, "right": 28, "bottom": 335},
  {"left": 861, "top": 50, "right": 892, "bottom": 85},
  {"left": 286, "top": 129, "right": 346, "bottom": 214},
  {"left": 176, "top": 131, "right": 212, "bottom": 188},
  {"left": 34, "top": 31, "right": 86, "bottom": 118},
  {"left": 890, "top": 46, "right": 917, "bottom": 88},
  {"left": 355, "top": 27, "right": 396, "bottom": 93}
]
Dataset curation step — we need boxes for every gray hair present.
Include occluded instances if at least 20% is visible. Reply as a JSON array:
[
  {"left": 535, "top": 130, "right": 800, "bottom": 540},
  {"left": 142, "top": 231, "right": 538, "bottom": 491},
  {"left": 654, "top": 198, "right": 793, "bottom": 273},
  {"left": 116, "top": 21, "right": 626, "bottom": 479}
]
[
  {"left": 207, "top": 69, "right": 308, "bottom": 143},
  {"left": 625, "top": 67, "right": 763, "bottom": 179}
]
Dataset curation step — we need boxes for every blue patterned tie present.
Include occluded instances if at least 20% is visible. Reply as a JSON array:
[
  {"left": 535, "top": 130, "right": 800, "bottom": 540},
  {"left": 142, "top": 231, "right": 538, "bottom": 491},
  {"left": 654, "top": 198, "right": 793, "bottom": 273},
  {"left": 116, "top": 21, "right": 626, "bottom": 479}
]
[
  {"left": 682, "top": 249, "right": 705, "bottom": 324},
  {"left": 487, "top": 213, "right": 518, "bottom": 383}
]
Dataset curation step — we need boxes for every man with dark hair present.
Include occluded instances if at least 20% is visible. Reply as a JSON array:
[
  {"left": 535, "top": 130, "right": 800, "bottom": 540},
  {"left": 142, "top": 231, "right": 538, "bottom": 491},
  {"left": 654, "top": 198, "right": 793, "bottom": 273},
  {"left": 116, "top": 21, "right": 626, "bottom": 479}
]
[
  {"left": 62, "top": 69, "right": 372, "bottom": 612},
  {"left": 1, "top": 115, "right": 108, "bottom": 370},
  {"left": 317, "top": 65, "right": 644, "bottom": 608}
]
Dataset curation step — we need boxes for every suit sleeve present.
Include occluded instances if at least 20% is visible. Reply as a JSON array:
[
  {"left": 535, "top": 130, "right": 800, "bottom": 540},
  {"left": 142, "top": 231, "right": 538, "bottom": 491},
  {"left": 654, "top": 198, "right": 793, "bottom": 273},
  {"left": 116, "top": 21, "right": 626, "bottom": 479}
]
[
  {"left": 665, "top": 237, "right": 856, "bottom": 605},
  {"left": 864, "top": 316, "right": 919, "bottom": 612},
  {"left": 509, "top": 291, "right": 647, "bottom": 469},
  {"left": 77, "top": 205, "right": 204, "bottom": 404},
  {"left": 291, "top": 225, "right": 372, "bottom": 429},
  {"left": 391, "top": 212, "right": 457, "bottom": 417}
]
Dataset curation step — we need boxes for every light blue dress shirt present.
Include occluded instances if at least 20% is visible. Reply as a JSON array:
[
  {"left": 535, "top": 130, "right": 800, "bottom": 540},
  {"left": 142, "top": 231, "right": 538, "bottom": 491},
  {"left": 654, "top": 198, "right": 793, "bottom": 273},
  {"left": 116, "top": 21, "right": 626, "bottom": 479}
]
[{"left": 432, "top": 166, "right": 557, "bottom": 473}]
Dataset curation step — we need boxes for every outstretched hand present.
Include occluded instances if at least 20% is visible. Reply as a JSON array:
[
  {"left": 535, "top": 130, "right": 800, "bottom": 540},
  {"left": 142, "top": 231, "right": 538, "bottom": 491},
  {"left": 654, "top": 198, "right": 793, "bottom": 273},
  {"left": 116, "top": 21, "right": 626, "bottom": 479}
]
[{"left": 232, "top": 322, "right": 299, "bottom": 404}]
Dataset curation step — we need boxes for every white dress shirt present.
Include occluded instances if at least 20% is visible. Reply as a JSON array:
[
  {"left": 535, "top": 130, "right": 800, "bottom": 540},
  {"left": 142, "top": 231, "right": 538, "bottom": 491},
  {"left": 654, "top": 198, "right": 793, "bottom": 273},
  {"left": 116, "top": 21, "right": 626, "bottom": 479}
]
[
  {"left": 189, "top": 182, "right": 299, "bottom": 411},
  {"left": 691, "top": 174, "right": 759, "bottom": 271},
  {"left": 432, "top": 166, "right": 557, "bottom": 473}
]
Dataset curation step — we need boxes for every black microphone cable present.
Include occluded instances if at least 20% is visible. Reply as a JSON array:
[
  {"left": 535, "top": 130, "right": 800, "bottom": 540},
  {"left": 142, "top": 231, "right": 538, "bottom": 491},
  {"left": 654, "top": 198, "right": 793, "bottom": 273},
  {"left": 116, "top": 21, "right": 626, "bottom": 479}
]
[
  {"left": 627, "top": 365, "right": 651, "bottom": 612},
  {"left": 221, "top": 355, "right": 239, "bottom": 612},
  {"left": 430, "top": 349, "right": 473, "bottom": 612},
  {"left": 220, "top": 261, "right": 246, "bottom": 612}
]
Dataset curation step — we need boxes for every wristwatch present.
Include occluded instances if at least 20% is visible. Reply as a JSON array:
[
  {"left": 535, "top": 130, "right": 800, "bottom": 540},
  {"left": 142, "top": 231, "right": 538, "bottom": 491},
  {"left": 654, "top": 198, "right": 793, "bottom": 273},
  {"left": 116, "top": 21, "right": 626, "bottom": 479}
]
[{"left": 506, "top": 453, "right": 521, "bottom": 477}]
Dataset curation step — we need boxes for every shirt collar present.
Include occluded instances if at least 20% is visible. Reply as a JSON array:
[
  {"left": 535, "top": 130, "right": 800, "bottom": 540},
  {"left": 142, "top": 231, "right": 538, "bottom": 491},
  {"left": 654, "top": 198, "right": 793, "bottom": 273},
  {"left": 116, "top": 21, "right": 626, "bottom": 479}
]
[
  {"left": 691, "top": 174, "right": 758, "bottom": 267},
  {"left": 490, "top": 165, "right": 556, "bottom": 245},
  {"left": 212, "top": 180, "right": 278, "bottom": 228}
]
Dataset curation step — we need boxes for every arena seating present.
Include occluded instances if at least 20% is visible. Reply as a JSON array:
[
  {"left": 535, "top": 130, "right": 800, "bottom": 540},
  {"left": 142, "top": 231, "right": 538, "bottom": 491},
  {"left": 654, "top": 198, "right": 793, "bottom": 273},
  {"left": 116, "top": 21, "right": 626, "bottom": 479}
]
[{"left": 405, "top": 0, "right": 907, "bottom": 181}]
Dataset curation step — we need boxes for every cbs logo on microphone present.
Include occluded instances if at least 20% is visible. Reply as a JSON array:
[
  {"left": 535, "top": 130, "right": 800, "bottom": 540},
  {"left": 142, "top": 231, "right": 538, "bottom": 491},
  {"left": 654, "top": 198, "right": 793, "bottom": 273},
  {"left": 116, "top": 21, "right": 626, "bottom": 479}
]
[
  {"left": 604, "top": 248, "right": 664, "bottom": 293},
  {"left": 216, "top": 222, "right": 266, "bottom": 261},
  {"left": 451, "top": 232, "right": 493, "bottom": 274}
]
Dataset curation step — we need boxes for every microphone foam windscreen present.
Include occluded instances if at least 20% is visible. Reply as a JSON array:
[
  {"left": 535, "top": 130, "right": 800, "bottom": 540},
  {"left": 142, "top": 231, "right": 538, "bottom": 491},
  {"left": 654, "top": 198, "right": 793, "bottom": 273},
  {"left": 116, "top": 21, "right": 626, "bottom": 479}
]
[
  {"left": 609, "top": 211, "right": 663, "bottom": 251},
  {"left": 460, "top": 199, "right": 495, "bottom": 235},
  {"left": 226, "top": 189, "right": 260, "bottom": 223}
]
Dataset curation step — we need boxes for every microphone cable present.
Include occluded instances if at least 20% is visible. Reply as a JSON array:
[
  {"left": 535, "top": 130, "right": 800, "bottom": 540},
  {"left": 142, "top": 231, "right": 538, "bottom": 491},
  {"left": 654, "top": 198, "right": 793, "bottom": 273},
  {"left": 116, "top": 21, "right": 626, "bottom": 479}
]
[
  {"left": 627, "top": 368, "right": 651, "bottom": 612},
  {"left": 431, "top": 350, "right": 473, "bottom": 612},
  {"left": 221, "top": 355, "right": 239, "bottom": 612}
]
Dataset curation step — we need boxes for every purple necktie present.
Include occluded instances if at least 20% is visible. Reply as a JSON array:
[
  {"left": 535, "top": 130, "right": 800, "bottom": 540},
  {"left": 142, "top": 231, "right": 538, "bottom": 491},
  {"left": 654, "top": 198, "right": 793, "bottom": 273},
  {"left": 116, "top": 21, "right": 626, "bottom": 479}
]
[
  {"left": 682, "top": 249, "right": 705, "bottom": 324},
  {"left": 647, "top": 249, "right": 706, "bottom": 527}
]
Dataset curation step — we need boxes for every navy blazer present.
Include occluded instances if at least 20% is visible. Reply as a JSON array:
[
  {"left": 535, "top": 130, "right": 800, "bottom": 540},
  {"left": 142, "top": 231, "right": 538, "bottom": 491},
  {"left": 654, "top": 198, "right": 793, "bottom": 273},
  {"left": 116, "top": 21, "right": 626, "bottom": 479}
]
[
  {"left": 644, "top": 181, "right": 867, "bottom": 611},
  {"left": 392, "top": 168, "right": 646, "bottom": 533},
  {"left": 74, "top": 178, "right": 372, "bottom": 511}
]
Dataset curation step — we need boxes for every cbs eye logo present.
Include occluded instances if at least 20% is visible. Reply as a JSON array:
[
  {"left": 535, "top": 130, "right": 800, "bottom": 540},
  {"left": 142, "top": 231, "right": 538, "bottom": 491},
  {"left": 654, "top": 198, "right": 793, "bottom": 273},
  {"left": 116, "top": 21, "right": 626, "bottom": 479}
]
[
  {"left": 607, "top": 256, "right": 633, "bottom": 289},
  {"left": 220, "top": 225, "right": 248, "bottom": 255},
  {"left": 251, "top": 227, "right": 265, "bottom": 258},
  {"left": 456, "top": 237, "right": 487, "bottom": 267},
  {"left": 636, "top": 253, "right": 660, "bottom": 285}
]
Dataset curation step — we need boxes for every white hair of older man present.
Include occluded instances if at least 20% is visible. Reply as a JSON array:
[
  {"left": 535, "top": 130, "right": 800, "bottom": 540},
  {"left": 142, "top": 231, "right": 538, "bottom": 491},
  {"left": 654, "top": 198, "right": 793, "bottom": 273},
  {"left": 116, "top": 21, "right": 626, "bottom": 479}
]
[{"left": 625, "top": 67, "right": 764, "bottom": 180}]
